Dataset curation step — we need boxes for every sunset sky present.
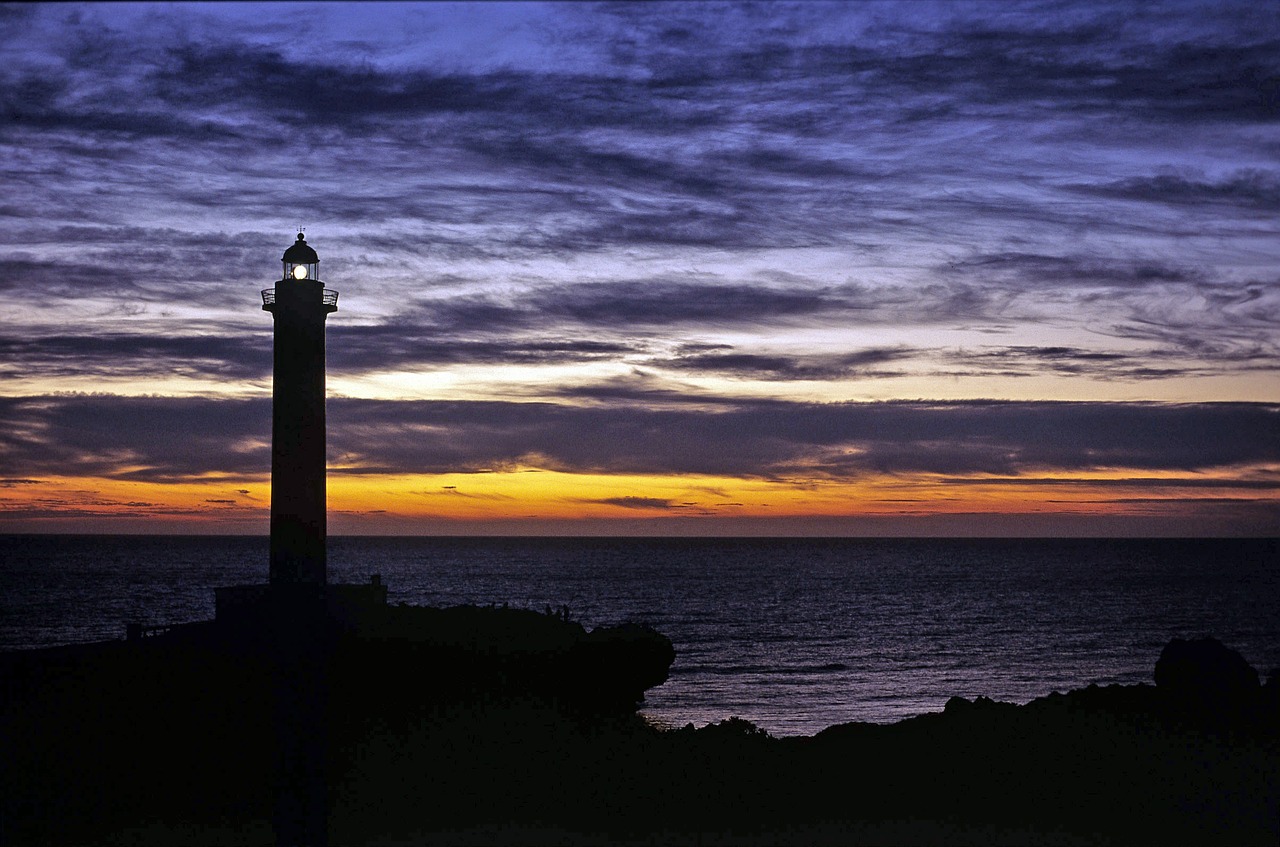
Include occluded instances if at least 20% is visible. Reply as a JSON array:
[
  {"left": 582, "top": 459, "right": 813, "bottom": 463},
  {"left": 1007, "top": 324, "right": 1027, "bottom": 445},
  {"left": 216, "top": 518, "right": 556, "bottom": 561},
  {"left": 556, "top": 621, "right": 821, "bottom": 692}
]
[{"left": 1, "top": 1, "right": 1277, "bottom": 535}]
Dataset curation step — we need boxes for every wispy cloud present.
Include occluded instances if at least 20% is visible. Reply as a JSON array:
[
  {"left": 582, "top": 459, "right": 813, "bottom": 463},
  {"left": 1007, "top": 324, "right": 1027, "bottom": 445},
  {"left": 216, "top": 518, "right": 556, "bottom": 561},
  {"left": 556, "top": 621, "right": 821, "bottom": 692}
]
[
  {"left": 587, "top": 496, "right": 681, "bottom": 510},
  {"left": 2, "top": 2, "right": 1277, "bottom": 532},
  {"left": 1070, "top": 169, "right": 1280, "bottom": 211}
]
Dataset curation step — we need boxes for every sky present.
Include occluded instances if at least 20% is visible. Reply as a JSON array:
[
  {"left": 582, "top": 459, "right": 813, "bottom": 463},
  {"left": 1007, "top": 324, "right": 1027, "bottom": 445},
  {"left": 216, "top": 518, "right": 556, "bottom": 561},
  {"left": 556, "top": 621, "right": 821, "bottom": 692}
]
[{"left": 0, "top": 0, "right": 1277, "bottom": 535}]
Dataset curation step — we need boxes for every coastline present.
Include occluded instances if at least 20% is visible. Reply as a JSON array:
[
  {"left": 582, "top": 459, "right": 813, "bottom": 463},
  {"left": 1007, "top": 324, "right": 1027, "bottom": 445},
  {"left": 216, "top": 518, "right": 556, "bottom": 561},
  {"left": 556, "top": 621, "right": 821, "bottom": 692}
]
[
  {"left": 2, "top": 602, "right": 1276, "bottom": 846},
  {"left": 5, "top": 534, "right": 1277, "bottom": 736}
]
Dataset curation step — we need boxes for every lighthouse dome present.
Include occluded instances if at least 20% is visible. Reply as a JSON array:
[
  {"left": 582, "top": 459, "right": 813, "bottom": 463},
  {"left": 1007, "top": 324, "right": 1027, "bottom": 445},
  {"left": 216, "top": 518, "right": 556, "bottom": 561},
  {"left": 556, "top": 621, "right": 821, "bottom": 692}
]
[{"left": 282, "top": 232, "right": 319, "bottom": 264}]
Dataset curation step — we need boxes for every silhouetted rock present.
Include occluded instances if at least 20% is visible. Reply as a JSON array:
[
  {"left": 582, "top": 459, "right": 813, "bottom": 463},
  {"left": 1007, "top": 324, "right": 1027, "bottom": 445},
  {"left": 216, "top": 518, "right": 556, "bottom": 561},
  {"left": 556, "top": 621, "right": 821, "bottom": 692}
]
[
  {"left": 684, "top": 715, "right": 773, "bottom": 745},
  {"left": 2, "top": 628, "right": 1275, "bottom": 846},
  {"left": 1155, "top": 636, "right": 1260, "bottom": 695},
  {"left": 0, "top": 602, "right": 674, "bottom": 846},
  {"left": 1154, "top": 636, "right": 1266, "bottom": 728},
  {"left": 942, "top": 693, "right": 1016, "bottom": 716}
]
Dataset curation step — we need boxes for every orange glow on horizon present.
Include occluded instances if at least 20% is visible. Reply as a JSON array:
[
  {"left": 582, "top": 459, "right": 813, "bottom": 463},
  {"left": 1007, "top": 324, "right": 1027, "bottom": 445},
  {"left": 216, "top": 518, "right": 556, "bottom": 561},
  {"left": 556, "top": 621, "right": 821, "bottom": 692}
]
[{"left": 3, "top": 465, "right": 1274, "bottom": 535}]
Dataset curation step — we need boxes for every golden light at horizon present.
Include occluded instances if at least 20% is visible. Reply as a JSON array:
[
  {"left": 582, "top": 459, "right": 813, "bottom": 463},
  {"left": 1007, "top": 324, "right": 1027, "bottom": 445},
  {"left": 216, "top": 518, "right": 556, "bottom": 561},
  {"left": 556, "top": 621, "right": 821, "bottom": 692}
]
[{"left": 4, "top": 465, "right": 1273, "bottom": 533}]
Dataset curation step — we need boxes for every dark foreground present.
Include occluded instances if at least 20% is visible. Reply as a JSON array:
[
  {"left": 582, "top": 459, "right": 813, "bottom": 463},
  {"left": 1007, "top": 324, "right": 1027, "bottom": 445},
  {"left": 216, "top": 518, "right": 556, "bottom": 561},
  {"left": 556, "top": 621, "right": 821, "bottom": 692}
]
[{"left": 1, "top": 603, "right": 1276, "bottom": 846}]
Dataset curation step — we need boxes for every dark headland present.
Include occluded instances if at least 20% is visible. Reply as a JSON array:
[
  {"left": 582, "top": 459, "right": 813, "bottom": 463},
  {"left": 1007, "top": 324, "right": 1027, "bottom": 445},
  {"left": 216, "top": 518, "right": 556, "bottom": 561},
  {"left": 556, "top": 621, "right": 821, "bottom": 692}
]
[{"left": 1, "top": 595, "right": 1276, "bottom": 847}]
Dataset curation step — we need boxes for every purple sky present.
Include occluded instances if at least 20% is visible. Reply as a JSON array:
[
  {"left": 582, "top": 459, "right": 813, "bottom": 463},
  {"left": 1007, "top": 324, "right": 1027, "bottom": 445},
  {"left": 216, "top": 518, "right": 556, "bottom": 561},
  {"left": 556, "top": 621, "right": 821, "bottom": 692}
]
[{"left": 1, "top": 2, "right": 1277, "bottom": 534}]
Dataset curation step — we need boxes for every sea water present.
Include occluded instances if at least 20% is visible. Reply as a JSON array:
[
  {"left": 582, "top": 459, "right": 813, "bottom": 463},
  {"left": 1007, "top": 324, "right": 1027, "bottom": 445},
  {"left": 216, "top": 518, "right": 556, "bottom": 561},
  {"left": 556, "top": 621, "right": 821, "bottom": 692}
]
[{"left": 1, "top": 535, "right": 1276, "bottom": 736}]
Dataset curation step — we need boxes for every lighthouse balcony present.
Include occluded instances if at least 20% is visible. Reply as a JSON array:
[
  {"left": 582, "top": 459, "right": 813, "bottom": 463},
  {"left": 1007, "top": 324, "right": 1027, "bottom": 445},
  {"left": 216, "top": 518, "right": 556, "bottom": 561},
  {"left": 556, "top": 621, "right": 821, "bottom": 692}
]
[{"left": 261, "top": 288, "right": 340, "bottom": 311}]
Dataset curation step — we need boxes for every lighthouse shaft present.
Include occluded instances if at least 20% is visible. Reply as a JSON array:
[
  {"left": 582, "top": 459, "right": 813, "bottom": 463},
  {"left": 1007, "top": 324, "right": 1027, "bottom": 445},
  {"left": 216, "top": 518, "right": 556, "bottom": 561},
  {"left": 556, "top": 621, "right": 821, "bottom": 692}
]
[{"left": 264, "top": 273, "right": 337, "bottom": 587}]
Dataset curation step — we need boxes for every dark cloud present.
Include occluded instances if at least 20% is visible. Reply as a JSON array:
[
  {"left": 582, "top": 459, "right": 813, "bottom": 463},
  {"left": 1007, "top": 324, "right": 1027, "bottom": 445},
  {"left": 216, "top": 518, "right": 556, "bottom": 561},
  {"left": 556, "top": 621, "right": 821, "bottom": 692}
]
[
  {"left": 0, "top": 500, "right": 245, "bottom": 521},
  {"left": 0, "top": 257, "right": 133, "bottom": 299},
  {"left": 329, "top": 324, "right": 633, "bottom": 374},
  {"left": 0, "top": 0, "right": 1276, "bottom": 500},
  {"left": 1072, "top": 170, "right": 1280, "bottom": 211},
  {"left": 911, "top": 28, "right": 1280, "bottom": 125},
  {"left": 0, "top": 226, "right": 299, "bottom": 307},
  {"left": 0, "top": 279, "right": 955, "bottom": 386},
  {"left": 593, "top": 3, "right": 1280, "bottom": 126},
  {"left": 6, "top": 3, "right": 1273, "bottom": 270},
  {"left": 407, "top": 277, "right": 1016, "bottom": 342},
  {"left": 1070, "top": 497, "right": 1272, "bottom": 505},
  {"left": 155, "top": 44, "right": 520, "bottom": 125},
  {"left": 400, "top": 279, "right": 863, "bottom": 339},
  {"left": 943, "top": 476, "right": 1280, "bottom": 490},
  {"left": 589, "top": 497, "right": 679, "bottom": 510},
  {"left": 942, "top": 253, "right": 1200, "bottom": 290},
  {"left": 3, "top": 394, "right": 1276, "bottom": 484},
  {"left": 536, "top": 281, "right": 846, "bottom": 327},
  {"left": 1100, "top": 283, "right": 1280, "bottom": 358},
  {"left": 0, "top": 395, "right": 270, "bottom": 482},
  {"left": 938, "top": 345, "right": 1277, "bottom": 382},
  {"left": 928, "top": 252, "right": 1279, "bottom": 368},
  {"left": 653, "top": 345, "right": 915, "bottom": 380},
  {"left": 430, "top": 488, "right": 514, "bottom": 501},
  {"left": 0, "top": 333, "right": 269, "bottom": 381},
  {"left": 547, "top": 370, "right": 729, "bottom": 407},
  {"left": 241, "top": 397, "right": 1280, "bottom": 480}
]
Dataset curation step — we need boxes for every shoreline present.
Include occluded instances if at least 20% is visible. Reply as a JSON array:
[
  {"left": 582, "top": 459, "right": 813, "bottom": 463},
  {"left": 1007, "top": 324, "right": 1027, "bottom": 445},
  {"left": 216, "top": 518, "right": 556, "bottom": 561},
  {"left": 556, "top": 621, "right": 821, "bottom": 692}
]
[{"left": 2, "top": 601, "right": 1276, "bottom": 845}]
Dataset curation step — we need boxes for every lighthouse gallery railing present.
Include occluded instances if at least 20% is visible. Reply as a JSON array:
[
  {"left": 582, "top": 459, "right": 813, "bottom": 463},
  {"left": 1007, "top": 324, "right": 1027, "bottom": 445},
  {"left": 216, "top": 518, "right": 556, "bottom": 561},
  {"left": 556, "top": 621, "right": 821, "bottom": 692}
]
[{"left": 261, "top": 289, "right": 339, "bottom": 308}]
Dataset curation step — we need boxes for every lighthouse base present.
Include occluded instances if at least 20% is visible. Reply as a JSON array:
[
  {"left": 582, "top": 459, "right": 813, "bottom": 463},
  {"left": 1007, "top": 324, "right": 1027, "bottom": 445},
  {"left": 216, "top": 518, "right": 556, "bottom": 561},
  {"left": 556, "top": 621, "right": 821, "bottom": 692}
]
[{"left": 214, "top": 579, "right": 388, "bottom": 631}]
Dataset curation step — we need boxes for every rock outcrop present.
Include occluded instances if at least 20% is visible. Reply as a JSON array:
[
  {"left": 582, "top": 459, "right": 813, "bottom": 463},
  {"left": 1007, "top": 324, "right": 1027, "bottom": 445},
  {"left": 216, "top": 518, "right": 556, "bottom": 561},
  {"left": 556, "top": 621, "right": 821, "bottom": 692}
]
[{"left": 1, "top": 630, "right": 1274, "bottom": 846}]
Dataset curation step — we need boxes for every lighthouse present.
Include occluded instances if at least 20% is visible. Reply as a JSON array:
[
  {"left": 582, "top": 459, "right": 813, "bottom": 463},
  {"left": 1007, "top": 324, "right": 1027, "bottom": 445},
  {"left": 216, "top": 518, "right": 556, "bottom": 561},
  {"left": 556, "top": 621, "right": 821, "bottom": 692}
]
[
  {"left": 215, "top": 233, "right": 381, "bottom": 624},
  {"left": 262, "top": 233, "right": 338, "bottom": 588}
]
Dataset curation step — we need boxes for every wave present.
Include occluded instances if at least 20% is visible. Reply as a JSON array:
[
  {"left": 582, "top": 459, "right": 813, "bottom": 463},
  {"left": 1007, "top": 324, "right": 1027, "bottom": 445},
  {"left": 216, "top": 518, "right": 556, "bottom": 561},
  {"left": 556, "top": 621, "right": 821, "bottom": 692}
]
[{"left": 672, "top": 662, "right": 851, "bottom": 676}]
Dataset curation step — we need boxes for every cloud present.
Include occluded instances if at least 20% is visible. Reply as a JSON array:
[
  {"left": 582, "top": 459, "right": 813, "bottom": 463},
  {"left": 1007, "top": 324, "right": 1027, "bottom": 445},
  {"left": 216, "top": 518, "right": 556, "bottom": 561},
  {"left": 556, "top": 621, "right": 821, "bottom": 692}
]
[
  {"left": 917, "top": 28, "right": 1280, "bottom": 126},
  {"left": 365, "top": 279, "right": 940, "bottom": 368},
  {"left": 933, "top": 252, "right": 1280, "bottom": 366},
  {"left": 3, "top": 394, "right": 1276, "bottom": 484},
  {"left": 0, "top": 395, "right": 270, "bottom": 482},
  {"left": 547, "top": 370, "right": 729, "bottom": 407},
  {"left": 0, "top": 332, "right": 269, "bottom": 381},
  {"left": 328, "top": 323, "right": 635, "bottom": 374},
  {"left": 408, "top": 276, "right": 1020, "bottom": 340},
  {"left": 1066, "top": 497, "right": 1273, "bottom": 505},
  {"left": 942, "top": 253, "right": 1200, "bottom": 290},
  {"left": 214, "top": 397, "right": 1280, "bottom": 479},
  {"left": 1071, "top": 170, "right": 1280, "bottom": 211},
  {"left": 589, "top": 2, "right": 1280, "bottom": 126},
  {"left": 429, "top": 487, "right": 514, "bottom": 501},
  {"left": 1101, "top": 281, "right": 1280, "bottom": 358},
  {"left": 588, "top": 496, "right": 679, "bottom": 510},
  {"left": 0, "top": 226, "right": 301, "bottom": 312},
  {"left": 0, "top": 0, "right": 1277, "bottom": 460},
  {"left": 7, "top": 3, "right": 1273, "bottom": 273},
  {"left": 943, "top": 476, "right": 1280, "bottom": 490},
  {"left": 652, "top": 345, "right": 915, "bottom": 380},
  {"left": 938, "top": 345, "right": 1279, "bottom": 382},
  {"left": 533, "top": 280, "right": 849, "bottom": 327}
]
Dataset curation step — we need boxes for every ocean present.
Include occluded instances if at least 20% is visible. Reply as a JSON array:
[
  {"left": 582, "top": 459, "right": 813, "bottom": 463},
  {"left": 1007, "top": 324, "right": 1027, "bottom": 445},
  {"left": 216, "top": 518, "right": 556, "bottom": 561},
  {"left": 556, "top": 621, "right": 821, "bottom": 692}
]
[{"left": 1, "top": 535, "right": 1276, "bottom": 737}]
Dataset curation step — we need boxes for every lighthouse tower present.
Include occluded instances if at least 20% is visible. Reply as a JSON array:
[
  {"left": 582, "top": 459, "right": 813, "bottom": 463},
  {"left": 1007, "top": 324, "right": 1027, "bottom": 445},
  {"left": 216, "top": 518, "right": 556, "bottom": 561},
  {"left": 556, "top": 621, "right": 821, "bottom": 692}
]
[
  {"left": 215, "top": 233, "right": 382, "bottom": 625},
  {"left": 262, "top": 233, "right": 338, "bottom": 588}
]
